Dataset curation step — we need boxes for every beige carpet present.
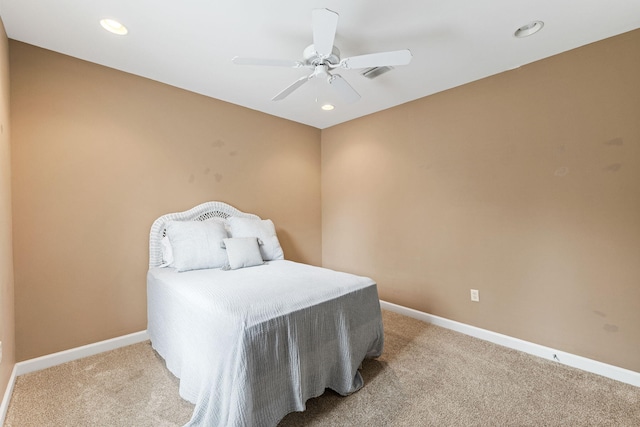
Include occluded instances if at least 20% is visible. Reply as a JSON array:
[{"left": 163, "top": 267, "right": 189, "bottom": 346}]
[
  {"left": 5, "top": 310, "right": 640, "bottom": 426},
  {"left": 4, "top": 339, "right": 194, "bottom": 427}
]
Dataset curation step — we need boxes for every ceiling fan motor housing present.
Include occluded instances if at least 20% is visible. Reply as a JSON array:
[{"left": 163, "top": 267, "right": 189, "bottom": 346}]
[{"left": 303, "top": 44, "right": 340, "bottom": 66}]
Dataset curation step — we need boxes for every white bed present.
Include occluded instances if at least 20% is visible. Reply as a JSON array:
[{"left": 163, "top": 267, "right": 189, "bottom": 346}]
[{"left": 147, "top": 202, "right": 384, "bottom": 427}]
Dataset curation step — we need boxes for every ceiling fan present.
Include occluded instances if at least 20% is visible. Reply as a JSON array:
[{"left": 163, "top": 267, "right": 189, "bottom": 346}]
[{"left": 232, "top": 8, "right": 412, "bottom": 104}]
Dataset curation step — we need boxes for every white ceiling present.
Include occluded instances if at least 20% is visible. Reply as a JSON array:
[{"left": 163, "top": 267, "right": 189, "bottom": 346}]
[{"left": 1, "top": 0, "right": 640, "bottom": 129}]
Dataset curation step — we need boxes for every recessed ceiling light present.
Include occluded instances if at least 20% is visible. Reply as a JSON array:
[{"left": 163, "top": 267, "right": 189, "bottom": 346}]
[
  {"left": 514, "top": 21, "right": 544, "bottom": 38},
  {"left": 321, "top": 104, "right": 335, "bottom": 111},
  {"left": 100, "top": 19, "right": 128, "bottom": 35}
]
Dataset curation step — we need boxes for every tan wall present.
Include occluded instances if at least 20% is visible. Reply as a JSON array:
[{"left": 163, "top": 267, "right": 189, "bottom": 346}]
[
  {"left": 322, "top": 29, "right": 640, "bottom": 372},
  {"left": 7, "top": 29, "right": 640, "bottom": 373},
  {"left": 10, "top": 41, "right": 321, "bottom": 361},
  {"left": 0, "top": 18, "right": 15, "bottom": 392}
]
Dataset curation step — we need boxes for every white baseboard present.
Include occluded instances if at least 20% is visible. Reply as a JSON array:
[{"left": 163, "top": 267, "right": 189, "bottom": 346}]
[
  {"left": 0, "top": 330, "right": 148, "bottom": 425},
  {"left": 14, "top": 330, "right": 149, "bottom": 376},
  {"left": 380, "top": 300, "right": 640, "bottom": 388},
  {"left": 0, "top": 365, "right": 17, "bottom": 426},
  {"left": 2, "top": 305, "right": 638, "bottom": 425}
]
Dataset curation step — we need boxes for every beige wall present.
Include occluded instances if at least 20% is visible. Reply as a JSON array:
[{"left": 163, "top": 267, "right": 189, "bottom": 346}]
[
  {"left": 322, "top": 29, "right": 640, "bottom": 372},
  {"left": 0, "top": 18, "right": 15, "bottom": 393},
  {"left": 10, "top": 41, "right": 321, "bottom": 361},
  {"left": 7, "top": 29, "right": 640, "bottom": 373}
]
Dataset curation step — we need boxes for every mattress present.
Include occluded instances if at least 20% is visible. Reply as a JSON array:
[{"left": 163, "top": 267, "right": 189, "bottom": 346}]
[{"left": 147, "top": 260, "right": 384, "bottom": 427}]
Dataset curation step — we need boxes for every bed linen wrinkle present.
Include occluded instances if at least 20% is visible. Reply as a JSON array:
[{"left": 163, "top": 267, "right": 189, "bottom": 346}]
[{"left": 147, "top": 260, "right": 383, "bottom": 427}]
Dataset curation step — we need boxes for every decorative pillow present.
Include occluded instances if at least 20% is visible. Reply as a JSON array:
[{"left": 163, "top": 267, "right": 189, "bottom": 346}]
[
  {"left": 160, "top": 235, "right": 174, "bottom": 267},
  {"left": 228, "top": 217, "right": 284, "bottom": 261},
  {"left": 222, "top": 237, "right": 265, "bottom": 270},
  {"left": 165, "top": 220, "right": 228, "bottom": 272}
]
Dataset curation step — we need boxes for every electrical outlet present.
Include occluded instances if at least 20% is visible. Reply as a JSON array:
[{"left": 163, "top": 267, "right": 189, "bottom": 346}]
[{"left": 470, "top": 289, "right": 480, "bottom": 302}]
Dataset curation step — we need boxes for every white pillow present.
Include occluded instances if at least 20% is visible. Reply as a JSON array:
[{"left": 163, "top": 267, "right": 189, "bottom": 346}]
[
  {"left": 228, "top": 217, "right": 284, "bottom": 261},
  {"left": 223, "top": 237, "right": 265, "bottom": 270},
  {"left": 165, "top": 220, "right": 228, "bottom": 272},
  {"left": 160, "top": 236, "right": 174, "bottom": 267}
]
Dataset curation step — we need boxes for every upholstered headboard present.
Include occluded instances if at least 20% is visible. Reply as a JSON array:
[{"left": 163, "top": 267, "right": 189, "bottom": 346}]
[{"left": 148, "top": 201, "right": 260, "bottom": 268}]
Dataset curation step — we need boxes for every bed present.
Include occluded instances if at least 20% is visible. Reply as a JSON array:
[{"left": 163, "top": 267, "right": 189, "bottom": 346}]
[{"left": 147, "top": 201, "right": 384, "bottom": 427}]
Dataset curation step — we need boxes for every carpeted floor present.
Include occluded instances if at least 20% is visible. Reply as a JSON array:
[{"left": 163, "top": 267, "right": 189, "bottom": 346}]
[
  {"left": 4, "top": 338, "right": 194, "bottom": 427},
  {"left": 5, "top": 310, "right": 640, "bottom": 426}
]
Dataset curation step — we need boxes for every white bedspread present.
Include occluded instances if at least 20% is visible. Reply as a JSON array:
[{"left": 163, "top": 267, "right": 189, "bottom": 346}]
[{"left": 147, "top": 260, "right": 384, "bottom": 427}]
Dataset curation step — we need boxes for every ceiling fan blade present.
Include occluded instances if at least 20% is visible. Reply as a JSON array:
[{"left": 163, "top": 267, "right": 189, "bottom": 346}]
[
  {"left": 328, "top": 74, "right": 361, "bottom": 104},
  {"left": 312, "top": 8, "right": 339, "bottom": 58},
  {"left": 232, "top": 56, "right": 304, "bottom": 68},
  {"left": 339, "top": 49, "right": 413, "bottom": 69},
  {"left": 272, "top": 74, "right": 312, "bottom": 101}
]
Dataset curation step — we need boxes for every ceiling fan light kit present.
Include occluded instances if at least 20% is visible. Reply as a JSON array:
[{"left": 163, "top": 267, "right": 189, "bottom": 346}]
[{"left": 232, "top": 8, "right": 412, "bottom": 107}]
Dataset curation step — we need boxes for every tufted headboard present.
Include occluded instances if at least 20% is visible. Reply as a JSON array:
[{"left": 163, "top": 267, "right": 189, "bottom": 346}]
[{"left": 148, "top": 201, "right": 260, "bottom": 268}]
